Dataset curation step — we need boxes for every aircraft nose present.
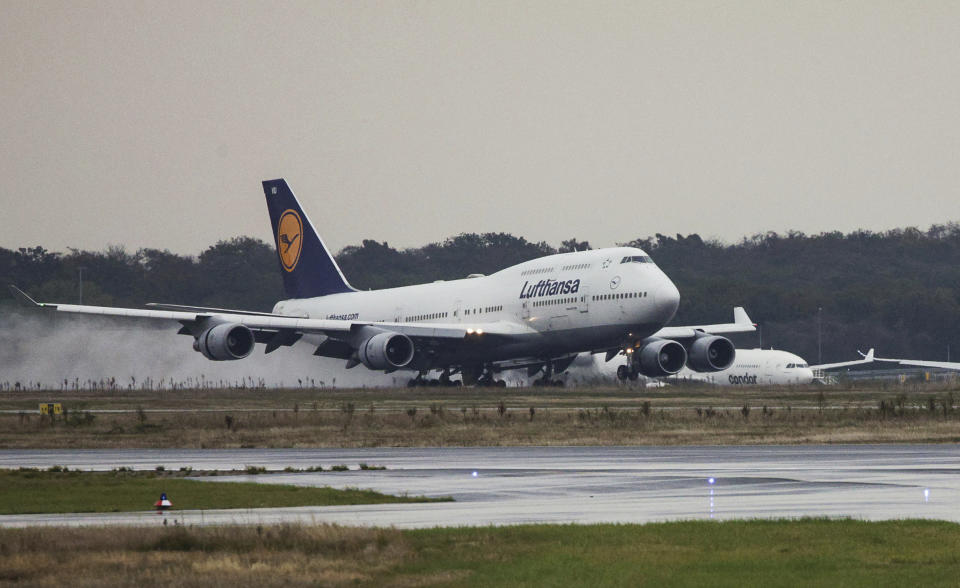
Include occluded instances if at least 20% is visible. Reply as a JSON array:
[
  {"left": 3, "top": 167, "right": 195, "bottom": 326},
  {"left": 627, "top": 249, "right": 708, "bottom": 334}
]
[{"left": 652, "top": 276, "right": 680, "bottom": 323}]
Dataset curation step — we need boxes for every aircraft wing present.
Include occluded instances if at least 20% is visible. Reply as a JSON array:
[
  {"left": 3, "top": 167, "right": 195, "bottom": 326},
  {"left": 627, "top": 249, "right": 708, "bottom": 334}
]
[
  {"left": 8, "top": 286, "right": 533, "bottom": 354},
  {"left": 872, "top": 355, "right": 960, "bottom": 371},
  {"left": 810, "top": 349, "right": 875, "bottom": 371},
  {"left": 653, "top": 306, "right": 757, "bottom": 339},
  {"left": 144, "top": 303, "right": 291, "bottom": 317}
]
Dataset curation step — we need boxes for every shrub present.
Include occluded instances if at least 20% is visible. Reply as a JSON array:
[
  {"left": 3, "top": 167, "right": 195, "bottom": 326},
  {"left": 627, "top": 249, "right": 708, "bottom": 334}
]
[{"left": 65, "top": 411, "right": 96, "bottom": 427}]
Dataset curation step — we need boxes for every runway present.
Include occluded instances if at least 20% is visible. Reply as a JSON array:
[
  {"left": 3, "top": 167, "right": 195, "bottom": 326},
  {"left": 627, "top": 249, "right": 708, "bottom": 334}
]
[{"left": 1, "top": 445, "right": 958, "bottom": 528}]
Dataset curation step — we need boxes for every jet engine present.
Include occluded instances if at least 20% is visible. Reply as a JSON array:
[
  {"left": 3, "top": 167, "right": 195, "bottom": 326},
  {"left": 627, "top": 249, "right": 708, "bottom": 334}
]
[
  {"left": 636, "top": 338, "right": 687, "bottom": 377},
  {"left": 193, "top": 323, "right": 255, "bottom": 361},
  {"left": 687, "top": 334, "right": 736, "bottom": 372},
  {"left": 358, "top": 332, "right": 415, "bottom": 370}
]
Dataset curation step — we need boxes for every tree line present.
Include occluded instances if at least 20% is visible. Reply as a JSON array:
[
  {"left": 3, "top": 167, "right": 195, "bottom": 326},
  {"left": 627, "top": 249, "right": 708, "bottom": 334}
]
[{"left": 3, "top": 225, "right": 959, "bottom": 363}]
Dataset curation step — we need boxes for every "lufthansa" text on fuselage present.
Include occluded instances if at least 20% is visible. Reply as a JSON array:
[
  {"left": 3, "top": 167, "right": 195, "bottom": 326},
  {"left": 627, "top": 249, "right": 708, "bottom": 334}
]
[{"left": 518, "top": 279, "right": 581, "bottom": 299}]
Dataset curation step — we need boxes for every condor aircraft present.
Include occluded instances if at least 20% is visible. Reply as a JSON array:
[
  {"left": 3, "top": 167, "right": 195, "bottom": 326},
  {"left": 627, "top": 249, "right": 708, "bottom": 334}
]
[
  {"left": 576, "top": 343, "right": 875, "bottom": 386},
  {"left": 10, "top": 179, "right": 754, "bottom": 386}
]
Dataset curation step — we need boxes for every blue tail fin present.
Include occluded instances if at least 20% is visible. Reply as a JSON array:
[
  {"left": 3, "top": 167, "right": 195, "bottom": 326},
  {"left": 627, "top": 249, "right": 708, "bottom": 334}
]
[{"left": 263, "top": 179, "right": 355, "bottom": 298}]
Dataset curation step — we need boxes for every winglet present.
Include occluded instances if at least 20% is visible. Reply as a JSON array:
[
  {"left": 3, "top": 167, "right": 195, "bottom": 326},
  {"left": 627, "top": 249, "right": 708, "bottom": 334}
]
[
  {"left": 733, "top": 306, "right": 754, "bottom": 325},
  {"left": 858, "top": 348, "right": 875, "bottom": 361},
  {"left": 8, "top": 285, "right": 42, "bottom": 307}
]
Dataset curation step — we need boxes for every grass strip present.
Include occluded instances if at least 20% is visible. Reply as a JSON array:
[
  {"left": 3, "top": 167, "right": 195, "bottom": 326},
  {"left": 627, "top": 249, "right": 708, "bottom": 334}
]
[
  {"left": 0, "top": 469, "right": 450, "bottom": 514},
  {"left": 399, "top": 519, "right": 960, "bottom": 586},
  {"left": 0, "top": 519, "right": 959, "bottom": 586},
  {"left": 4, "top": 385, "right": 960, "bottom": 448}
]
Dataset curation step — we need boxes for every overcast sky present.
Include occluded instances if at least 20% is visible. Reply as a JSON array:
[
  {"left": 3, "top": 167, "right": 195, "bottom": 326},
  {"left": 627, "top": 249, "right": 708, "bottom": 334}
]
[{"left": 2, "top": 1, "right": 958, "bottom": 256}]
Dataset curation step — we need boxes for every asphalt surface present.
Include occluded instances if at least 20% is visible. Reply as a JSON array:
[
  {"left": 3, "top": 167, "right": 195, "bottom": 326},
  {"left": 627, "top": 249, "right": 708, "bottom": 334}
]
[{"left": 1, "top": 445, "right": 958, "bottom": 528}]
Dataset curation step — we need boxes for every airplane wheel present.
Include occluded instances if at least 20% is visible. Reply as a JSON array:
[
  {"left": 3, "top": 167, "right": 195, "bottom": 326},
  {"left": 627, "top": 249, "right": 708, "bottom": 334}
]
[
  {"left": 616, "top": 365, "right": 629, "bottom": 381},
  {"left": 552, "top": 380, "right": 565, "bottom": 387},
  {"left": 496, "top": 379, "right": 506, "bottom": 387},
  {"left": 407, "top": 378, "right": 419, "bottom": 388},
  {"left": 628, "top": 371, "right": 639, "bottom": 381},
  {"left": 454, "top": 380, "right": 463, "bottom": 387}
]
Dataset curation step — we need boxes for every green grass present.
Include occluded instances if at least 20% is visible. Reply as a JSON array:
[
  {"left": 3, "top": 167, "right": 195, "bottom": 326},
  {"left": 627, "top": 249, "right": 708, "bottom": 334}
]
[
  {"left": 1, "top": 519, "right": 958, "bottom": 586},
  {"left": 391, "top": 520, "right": 960, "bottom": 587},
  {"left": 0, "top": 469, "right": 451, "bottom": 514}
]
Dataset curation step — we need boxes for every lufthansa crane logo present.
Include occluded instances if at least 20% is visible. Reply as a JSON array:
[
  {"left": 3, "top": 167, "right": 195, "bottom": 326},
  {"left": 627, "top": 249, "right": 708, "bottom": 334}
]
[{"left": 277, "top": 209, "right": 303, "bottom": 272}]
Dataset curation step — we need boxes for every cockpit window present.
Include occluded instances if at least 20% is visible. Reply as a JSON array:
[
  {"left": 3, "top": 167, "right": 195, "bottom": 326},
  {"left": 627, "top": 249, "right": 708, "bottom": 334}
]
[{"left": 620, "top": 255, "right": 653, "bottom": 264}]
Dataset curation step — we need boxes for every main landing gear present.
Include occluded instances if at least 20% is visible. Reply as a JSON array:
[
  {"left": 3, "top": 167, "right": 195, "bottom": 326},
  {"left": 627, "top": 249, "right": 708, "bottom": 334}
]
[
  {"left": 461, "top": 364, "right": 505, "bottom": 387},
  {"left": 532, "top": 363, "right": 565, "bottom": 387},
  {"left": 476, "top": 365, "right": 507, "bottom": 388},
  {"left": 616, "top": 364, "right": 640, "bottom": 382},
  {"left": 406, "top": 368, "right": 465, "bottom": 388}
]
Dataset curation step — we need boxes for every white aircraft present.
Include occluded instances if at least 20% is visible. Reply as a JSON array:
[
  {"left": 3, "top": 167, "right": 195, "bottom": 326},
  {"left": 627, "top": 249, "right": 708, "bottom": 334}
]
[
  {"left": 664, "top": 349, "right": 817, "bottom": 386},
  {"left": 9, "top": 179, "right": 755, "bottom": 386},
  {"left": 571, "top": 344, "right": 875, "bottom": 386}
]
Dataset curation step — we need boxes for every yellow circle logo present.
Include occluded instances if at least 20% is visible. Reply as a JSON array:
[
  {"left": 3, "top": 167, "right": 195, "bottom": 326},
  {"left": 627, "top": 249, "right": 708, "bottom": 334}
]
[{"left": 277, "top": 209, "right": 303, "bottom": 272}]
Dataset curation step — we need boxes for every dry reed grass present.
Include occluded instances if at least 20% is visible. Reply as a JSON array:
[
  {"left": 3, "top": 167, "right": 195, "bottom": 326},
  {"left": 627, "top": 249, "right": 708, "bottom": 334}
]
[
  {"left": 0, "top": 523, "right": 408, "bottom": 587},
  {"left": 1, "top": 382, "right": 958, "bottom": 448},
  {"left": 0, "top": 395, "right": 958, "bottom": 448}
]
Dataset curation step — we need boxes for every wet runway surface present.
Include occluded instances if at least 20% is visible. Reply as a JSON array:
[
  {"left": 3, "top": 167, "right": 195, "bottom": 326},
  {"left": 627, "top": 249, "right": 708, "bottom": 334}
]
[{"left": 1, "top": 445, "right": 958, "bottom": 528}]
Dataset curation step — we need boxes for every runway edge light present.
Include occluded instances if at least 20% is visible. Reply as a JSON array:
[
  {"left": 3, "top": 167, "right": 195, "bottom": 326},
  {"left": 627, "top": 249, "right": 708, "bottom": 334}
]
[{"left": 154, "top": 492, "right": 172, "bottom": 511}]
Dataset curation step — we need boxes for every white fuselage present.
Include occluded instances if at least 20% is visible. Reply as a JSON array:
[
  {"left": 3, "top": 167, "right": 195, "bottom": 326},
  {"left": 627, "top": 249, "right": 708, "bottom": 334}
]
[
  {"left": 273, "top": 247, "right": 680, "bottom": 367},
  {"left": 668, "top": 349, "right": 815, "bottom": 386},
  {"left": 571, "top": 348, "right": 815, "bottom": 386}
]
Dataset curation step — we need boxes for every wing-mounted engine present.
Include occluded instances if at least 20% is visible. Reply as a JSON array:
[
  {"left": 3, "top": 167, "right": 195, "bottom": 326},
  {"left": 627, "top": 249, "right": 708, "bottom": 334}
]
[
  {"left": 193, "top": 323, "right": 255, "bottom": 361},
  {"left": 635, "top": 338, "right": 687, "bottom": 377},
  {"left": 357, "top": 331, "right": 416, "bottom": 370},
  {"left": 686, "top": 333, "right": 735, "bottom": 372}
]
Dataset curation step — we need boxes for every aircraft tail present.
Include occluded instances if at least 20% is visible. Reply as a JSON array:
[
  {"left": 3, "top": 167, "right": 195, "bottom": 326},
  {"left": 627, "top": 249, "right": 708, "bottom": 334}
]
[{"left": 262, "top": 179, "right": 355, "bottom": 299}]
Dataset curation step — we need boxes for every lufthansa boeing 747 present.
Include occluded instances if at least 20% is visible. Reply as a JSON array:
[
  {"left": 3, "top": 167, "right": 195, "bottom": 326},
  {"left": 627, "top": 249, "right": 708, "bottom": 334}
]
[{"left": 10, "top": 179, "right": 754, "bottom": 386}]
